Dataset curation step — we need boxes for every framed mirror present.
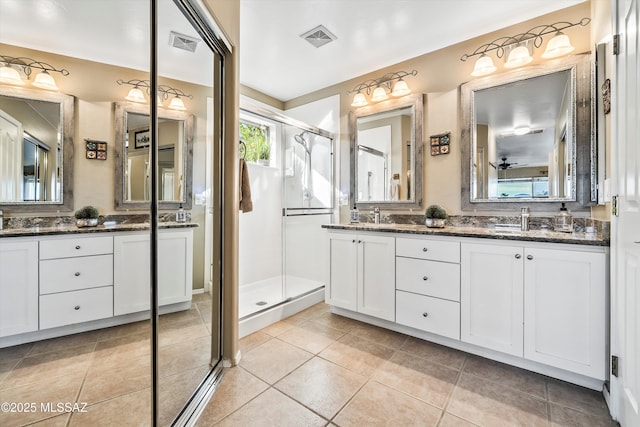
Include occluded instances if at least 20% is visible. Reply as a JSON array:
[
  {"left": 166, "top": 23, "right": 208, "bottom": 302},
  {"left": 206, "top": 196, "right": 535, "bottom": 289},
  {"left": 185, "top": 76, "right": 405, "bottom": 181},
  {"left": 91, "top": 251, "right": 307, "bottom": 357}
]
[
  {"left": 461, "top": 54, "right": 595, "bottom": 212},
  {"left": 114, "top": 102, "right": 194, "bottom": 210},
  {"left": 0, "top": 86, "right": 74, "bottom": 212},
  {"left": 350, "top": 93, "right": 423, "bottom": 210}
]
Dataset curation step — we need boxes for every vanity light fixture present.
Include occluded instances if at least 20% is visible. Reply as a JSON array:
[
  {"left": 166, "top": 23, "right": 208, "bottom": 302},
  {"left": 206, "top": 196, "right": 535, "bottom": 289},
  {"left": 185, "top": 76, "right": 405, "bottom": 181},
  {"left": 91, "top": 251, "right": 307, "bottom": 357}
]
[
  {"left": 460, "top": 17, "right": 590, "bottom": 77},
  {"left": 0, "top": 54, "right": 69, "bottom": 90},
  {"left": 117, "top": 79, "right": 193, "bottom": 110},
  {"left": 348, "top": 70, "right": 418, "bottom": 107}
]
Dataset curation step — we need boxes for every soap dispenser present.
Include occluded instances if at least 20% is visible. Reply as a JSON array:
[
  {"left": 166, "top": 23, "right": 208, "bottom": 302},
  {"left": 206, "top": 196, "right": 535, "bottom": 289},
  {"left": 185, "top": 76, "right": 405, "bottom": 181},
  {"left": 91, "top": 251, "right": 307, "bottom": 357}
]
[
  {"left": 350, "top": 205, "right": 360, "bottom": 223},
  {"left": 554, "top": 203, "right": 573, "bottom": 233},
  {"left": 176, "top": 204, "right": 186, "bottom": 223}
]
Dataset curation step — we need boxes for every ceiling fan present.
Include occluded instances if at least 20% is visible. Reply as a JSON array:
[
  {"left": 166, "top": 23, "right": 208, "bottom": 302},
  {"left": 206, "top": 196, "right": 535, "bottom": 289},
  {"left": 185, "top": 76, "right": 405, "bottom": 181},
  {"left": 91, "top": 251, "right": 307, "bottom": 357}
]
[{"left": 490, "top": 157, "right": 521, "bottom": 170}]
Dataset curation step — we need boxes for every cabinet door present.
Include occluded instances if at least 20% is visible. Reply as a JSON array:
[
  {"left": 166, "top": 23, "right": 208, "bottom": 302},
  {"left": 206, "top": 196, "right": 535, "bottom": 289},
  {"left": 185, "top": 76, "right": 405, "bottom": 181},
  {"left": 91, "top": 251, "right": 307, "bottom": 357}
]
[
  {"left": 113, "top": 229, "right": 193, "bottom": 315},
  {"left": 524, "top": 247, "right": 606, "bottom": 379},
  {"left": 113, "top": 233, "right": 150, "bottom": 315},
  {"left": 461, "top": 242, "right": 524, "bottom": 356},
  {"left": 326, "top": 232, "right": 358, "bottom": 311},
  {"left": 0, "top": 239, "right": 38, "bottom": 337},
  {"left": 358, "top": 234, "right": 395, "bottom": 321},
  {"left": 158, "top": 229, "right": 193, "bottom": 306}
]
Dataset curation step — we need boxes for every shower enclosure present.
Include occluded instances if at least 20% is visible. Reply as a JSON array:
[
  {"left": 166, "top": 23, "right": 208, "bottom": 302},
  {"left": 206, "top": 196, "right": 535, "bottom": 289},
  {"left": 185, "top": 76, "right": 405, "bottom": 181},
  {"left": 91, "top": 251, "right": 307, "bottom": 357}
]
[{"left": 238, "top": 108, "right": 334, "bottom": 327}]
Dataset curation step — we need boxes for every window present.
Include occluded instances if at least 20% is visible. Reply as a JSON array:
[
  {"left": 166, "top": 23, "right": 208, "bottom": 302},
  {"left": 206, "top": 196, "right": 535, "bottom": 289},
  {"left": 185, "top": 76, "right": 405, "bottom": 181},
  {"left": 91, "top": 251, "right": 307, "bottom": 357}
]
[
  {"left": 497, "top": 177, "right": 549, "bottom": 198},
  {"left": 239, "top": 120, "right": 270, "bottom": 163}
]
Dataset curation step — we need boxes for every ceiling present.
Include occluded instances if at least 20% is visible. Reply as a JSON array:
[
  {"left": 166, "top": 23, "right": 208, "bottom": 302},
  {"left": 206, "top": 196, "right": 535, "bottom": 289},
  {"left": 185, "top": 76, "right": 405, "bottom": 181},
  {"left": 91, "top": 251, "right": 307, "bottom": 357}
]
[{"left": 0, "top": 0, "right": 586, "bottom": 102}]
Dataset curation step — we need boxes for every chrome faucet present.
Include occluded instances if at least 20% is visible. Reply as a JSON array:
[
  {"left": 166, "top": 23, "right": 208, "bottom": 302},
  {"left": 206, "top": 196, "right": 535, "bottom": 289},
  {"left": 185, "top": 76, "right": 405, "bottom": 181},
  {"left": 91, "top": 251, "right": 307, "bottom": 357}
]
[
  {"left": 520, "top": 207, "right": 530, "bottom": 231},
  {"left": 374, "top": 207, "right": 381, "bottom": 224}
]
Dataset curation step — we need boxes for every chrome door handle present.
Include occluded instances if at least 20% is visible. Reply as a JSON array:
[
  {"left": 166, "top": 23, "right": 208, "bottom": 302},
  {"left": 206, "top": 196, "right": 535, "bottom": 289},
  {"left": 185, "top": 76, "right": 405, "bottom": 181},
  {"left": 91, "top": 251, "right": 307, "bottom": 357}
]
[{"left": 515, "top": 254, "right": 521, "bottom": 259}]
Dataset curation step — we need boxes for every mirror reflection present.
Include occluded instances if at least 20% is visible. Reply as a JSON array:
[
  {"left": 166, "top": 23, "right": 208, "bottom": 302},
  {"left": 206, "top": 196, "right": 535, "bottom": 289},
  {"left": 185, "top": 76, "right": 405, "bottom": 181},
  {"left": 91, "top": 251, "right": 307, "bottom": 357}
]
[
  {"left": 114, "top": 102, "right": 193, "bottom": 210},
  {"left": 0, "top": 88, "right": 73, "bottom": 209},
  {"left": 461, "top": 54, "right": 594, "bottom": 211},
  {"left": 350, "top": 93, "right": 423, "bottom": 210},
  {"left": 472, "top": 70, "right": 573, "bottom": 200},
  {"left": 125, "top": 112, "right": 184, "bottom": 202}
]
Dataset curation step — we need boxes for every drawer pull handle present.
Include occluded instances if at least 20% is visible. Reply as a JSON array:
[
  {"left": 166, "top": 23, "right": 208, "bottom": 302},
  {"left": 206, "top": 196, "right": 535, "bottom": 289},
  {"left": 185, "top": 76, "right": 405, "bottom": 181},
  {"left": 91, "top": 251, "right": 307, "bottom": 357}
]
[
  {"left": 74, "top": 272, "right": 80, "bottom": 277},
  {"left": 527, "top": 255, "right": 534, "bottom": 260},
  {"left": 515, "top": 254, "right": 521, "bottom": 259},
  {"left": 422, "top": 312, "right": 428, "bottom": 318},
  {"left": 75, "top": 245, "right": 81, "bottom": 250},
  {"left": 422, "top": 247, "right": 428, "bottom": 252},
  {"left": 358, "top": 240, "right": 362, "bottom": 244},
  {"left": 74, "top": 305, "right": 80, "bottom": 310},
  {"left": 422, "top": 276, "right": 428, "bottom": 281}
]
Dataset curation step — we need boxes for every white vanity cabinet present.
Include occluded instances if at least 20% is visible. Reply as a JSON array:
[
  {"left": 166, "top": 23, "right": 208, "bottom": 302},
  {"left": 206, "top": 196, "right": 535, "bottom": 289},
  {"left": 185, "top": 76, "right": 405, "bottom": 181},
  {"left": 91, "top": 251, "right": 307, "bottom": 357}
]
[
  {"left": 461, "top": 241, "right": 607, "bottom": 379},
  {"left": 326, "top": 230, "right": 395, "bottom": 321},
  {"left": 0, "top": 239, "right": 39, "bottom": 337},
  {"left": 395, "top": 237, "right": 461, "bottom": 340},
  {"left": 523, "top": 246, "right": 606, "bottom": 379},
  {"left": 38, "top": 235, "right": 114, "bottom": 330},
  {"left": 460, "top": 242, "right": 525, "bottom": 356},
  {"left": 113, "top": 228, "right": 193, "bottom": 315}
]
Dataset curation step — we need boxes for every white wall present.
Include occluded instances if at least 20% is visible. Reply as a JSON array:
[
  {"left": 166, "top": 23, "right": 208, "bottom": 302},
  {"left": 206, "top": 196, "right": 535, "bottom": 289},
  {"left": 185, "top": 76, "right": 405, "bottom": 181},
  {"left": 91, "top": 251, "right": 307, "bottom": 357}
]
[{"left": 238, "top": 163, "right": 282, "bottom": 286}]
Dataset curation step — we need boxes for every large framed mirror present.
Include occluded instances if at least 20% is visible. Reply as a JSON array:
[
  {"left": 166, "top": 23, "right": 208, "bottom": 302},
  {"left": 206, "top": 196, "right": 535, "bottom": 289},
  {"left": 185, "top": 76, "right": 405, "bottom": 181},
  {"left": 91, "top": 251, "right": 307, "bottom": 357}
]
[
  {"left": 350, "top": 93, "right": 423, "bottom": 210},
  {"left": 461, "top": 54, "right": 595, "bottom": 212},
  {"left": 114, "top": 102, "right": 194, "bottom": 210},
  {"left": 0, "top": 85, "right": 74, "bottom": 212}
]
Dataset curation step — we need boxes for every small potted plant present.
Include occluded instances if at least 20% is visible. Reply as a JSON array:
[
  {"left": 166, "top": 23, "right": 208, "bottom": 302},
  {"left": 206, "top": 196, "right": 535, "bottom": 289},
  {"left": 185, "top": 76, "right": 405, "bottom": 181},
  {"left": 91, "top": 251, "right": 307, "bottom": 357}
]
[
  {"left": 74, "top": 205, "right": 100, "bottom": 227},
  {"left": 425, "top": 204, "right": 448, "bottom": 228},
  {"left": 257, "top": 142, "right": 270, "bottom": 166}
]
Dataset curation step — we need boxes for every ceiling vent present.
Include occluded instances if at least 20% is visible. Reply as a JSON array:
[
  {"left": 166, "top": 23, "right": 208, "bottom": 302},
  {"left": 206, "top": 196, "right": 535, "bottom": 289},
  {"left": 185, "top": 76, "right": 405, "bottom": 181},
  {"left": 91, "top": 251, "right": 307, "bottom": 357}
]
[
  {"left": 169, "top": 31, "right": 200, "bottom": 52},
  {"left": 300, "top": 25, "right": 337, "bottom": 48}
]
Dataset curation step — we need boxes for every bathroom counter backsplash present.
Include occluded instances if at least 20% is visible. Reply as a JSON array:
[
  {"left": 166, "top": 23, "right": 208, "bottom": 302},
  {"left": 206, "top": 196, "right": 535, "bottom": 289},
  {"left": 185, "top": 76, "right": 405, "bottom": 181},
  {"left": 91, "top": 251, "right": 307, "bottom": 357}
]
[
  {"left": 0, "top": 214, "right": 196, "bottom": 238},
  {"left": 324, "top": 214, "right": 610, "bottom": 247}
]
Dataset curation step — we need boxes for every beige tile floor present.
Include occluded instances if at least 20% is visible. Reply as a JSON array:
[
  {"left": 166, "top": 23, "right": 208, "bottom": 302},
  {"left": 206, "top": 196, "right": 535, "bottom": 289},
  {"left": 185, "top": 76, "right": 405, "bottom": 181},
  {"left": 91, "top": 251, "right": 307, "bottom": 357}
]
[
  {"left": 0, "top": 293, "right": 213, "bottom": 427},
  {"left": 1, "top": 299, "right": 618, "bottom": 427},
  {"left": 198, "top": 303, "right": 619, "bottom": 427}
]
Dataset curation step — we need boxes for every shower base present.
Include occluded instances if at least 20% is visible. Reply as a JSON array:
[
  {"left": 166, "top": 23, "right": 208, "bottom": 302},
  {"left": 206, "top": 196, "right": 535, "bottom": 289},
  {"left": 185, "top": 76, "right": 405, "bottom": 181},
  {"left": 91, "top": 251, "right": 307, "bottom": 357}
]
[{"left": 238, "top": 275, "right": 325, "bottom": 338}]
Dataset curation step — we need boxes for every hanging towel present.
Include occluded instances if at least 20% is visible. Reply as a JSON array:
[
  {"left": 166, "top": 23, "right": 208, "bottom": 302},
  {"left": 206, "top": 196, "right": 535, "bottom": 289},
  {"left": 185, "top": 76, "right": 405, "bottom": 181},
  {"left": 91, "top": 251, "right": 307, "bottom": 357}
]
[{"left": 239, "top": 158, "right": 253, "bottom": 212}]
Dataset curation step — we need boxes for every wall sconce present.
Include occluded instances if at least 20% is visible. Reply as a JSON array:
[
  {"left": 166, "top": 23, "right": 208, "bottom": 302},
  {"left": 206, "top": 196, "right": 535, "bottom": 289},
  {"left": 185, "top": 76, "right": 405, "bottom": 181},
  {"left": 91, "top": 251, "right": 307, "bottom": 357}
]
[
  {"left": 116, "top": 79, "right": 193, "bottom": 110},
  {"left": 460, "top": 17, "right": 590, "bottom": 77},
  {"left": 0, "top": 54, "right": 69, "bottom": 90},
  {"left": 348, "top": 70, "right": 418, "bottom": 107}
]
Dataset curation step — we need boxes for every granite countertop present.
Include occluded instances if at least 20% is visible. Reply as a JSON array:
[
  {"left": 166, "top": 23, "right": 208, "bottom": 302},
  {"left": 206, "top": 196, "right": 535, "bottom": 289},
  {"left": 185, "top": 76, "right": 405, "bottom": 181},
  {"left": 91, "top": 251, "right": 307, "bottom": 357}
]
[
  {"left": 0, "top": 222, "right": 198, "bottom": 238},
  {"left": 322, "top": 223, "right": 609, "bottom": 247}
]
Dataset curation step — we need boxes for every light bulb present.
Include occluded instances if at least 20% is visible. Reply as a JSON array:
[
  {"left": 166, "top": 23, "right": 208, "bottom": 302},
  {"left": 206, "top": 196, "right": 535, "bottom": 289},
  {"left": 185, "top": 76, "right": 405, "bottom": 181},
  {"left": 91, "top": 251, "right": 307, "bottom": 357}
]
[
  {"left": 542, "top": 32, "right": 575, "bottom": 58},
  {"left": 351, "top": 92, "right": 368, "bottom": 107},
  {"left": 0, "top": 65, "right": 24, "bottom": 85},
  {"left": 168, "top": 96, "right": 187, "bottom": 111},
  {"left": 371, "top": 86, "right": 388, "bottom": 102},
  {"left": 471, "top": 54, "right": 497, "bottom": 77},
  {"left": 32, "top": 71, "right": 59, "bottom": 90},
  {"left": 391, "top": 79, "right": 410, "bottom": 97},
  {"left": 126, "top": 87, "right": 146, "bottom": 103},
  {"left": 505, "top": 45, "right": 532, "bottom": 68}
]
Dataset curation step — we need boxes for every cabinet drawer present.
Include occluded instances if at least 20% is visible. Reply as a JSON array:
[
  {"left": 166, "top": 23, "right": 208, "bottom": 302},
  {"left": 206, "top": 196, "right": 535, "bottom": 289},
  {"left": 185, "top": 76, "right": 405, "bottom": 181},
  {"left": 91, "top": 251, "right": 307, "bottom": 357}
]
[
  {"left": 396, "top": 291, "right": 460, "bottom": 340},
  {"left": 396, "top": 237, "right": 460, "bottom": 263},
  {"left": 396, "top": 257, "right": 460, "bottom": 301},
  {"left": 40, "top": 255, "right": 113, "bottom": 294},
  {"left": 40, "top": 286, "right": 113, "bottom": 329},
  {"left": 40, "top": 236, "right": 113, "bottom": 260}
]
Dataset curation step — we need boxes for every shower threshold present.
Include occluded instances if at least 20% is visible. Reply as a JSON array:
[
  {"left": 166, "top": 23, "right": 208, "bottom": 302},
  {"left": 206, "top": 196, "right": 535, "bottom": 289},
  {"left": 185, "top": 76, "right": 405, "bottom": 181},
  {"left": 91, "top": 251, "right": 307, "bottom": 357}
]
[{"left": 239, "top": 285, "right": 325, "bottom": 338}]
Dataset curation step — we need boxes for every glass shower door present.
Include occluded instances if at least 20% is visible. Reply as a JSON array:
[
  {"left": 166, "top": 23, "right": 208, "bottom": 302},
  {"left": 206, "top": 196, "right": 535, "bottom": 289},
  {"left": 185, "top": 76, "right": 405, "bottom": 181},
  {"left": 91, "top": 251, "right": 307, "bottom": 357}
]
[{"left": 282, "top": 124, "right": 333, "bottom": 299}]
